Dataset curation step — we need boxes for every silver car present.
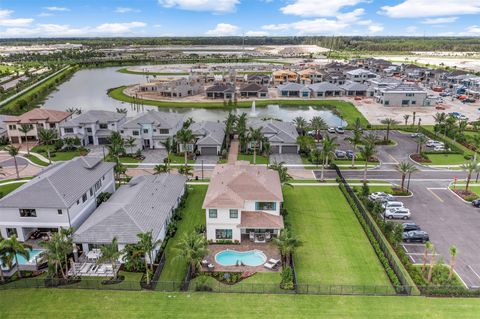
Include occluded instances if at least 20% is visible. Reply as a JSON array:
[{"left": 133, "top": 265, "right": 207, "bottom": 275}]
[{"left": 384, "top": 208, "right": 411, "bottom": 220}]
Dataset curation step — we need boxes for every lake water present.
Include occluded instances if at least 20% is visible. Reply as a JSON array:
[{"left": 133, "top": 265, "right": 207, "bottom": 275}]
[{"left": 42, "top": 67, "right": 345, "bottom": 125}]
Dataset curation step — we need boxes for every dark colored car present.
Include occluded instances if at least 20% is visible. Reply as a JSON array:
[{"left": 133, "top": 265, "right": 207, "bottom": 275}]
[
  {"left": 346, "top": 150, "right": 355, "bottom": 159},
  {"left": 403, "top": 230, "right": 429, "bottom": 243},
  {"left": 402, "top": 223, "right": 421, "bottom": 232},
  {"left": 472, "top": 199, "right": 480, "bottom": 207}
]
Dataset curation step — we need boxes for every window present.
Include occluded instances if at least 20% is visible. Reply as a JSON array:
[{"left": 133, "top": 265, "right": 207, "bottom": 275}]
[
  {"left": 64, "top": 128, "right": 74, "bottom": 133},
  {"left": 94, "top": 180, "right": 102, "bottom": 192},
  {"left": 57, "top": 209, "right": 63, "bottom": 215},
  {"left": 133, "top": 130, "right": 139, "bottom": 136},
  {"left": 19, "top": 209, "right": 37, "bottom": 217},
  {"left": 255, "top": 202, "right": 276, "bottom": 211},
  {"left": 86, "top": 128, "right": 92, "bottom": 133},
  {"left": 153, "top": 129, "right": 157, "bottom": 132},
  {"left": 8, "top": 125, "right": 16, "bottom": 130},
  {"left": 82, "top": 193, "right": 87, "bottom": 203},
  {"left": 90, "top": 188, "right": 93, "bottom": 196},
  {"left": 229, "top": 209, "right": 238, "bottom": 219},
  {"left": 159, "top": 129, "right": 169, "bottom": 134},
  {"left": 401, "top": 100, "right": 409, "bottom": 105},
  {"left": 6, "top": 228, "right": 17, "bottom": 237},
  {"left": 120, "top": 130, "right": 124, "bottom": 134},
  {"left": 49, "top": 123, "right": 56, "bottom": 128},
  {"left": 99, "top": 123, "right": 108, "bottom": 129},
  {"left": 411, "top": 101, "right": 416, "bottom": 105},
  {"left": 406, "top": 93, "right": 415, "bottom": 97},
  {"left": 215, "top": 229, "right": 232, "bottom": 240},
  {"left": 209, "top": 209, "right": 217, "bottom": 218},
  {"left": 143, "top": 129, "right": 149, "bottom": 134}
]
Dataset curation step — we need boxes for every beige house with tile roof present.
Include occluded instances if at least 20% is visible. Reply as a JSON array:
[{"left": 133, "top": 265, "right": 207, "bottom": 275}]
[{"left": 202, "top": 162, "right": 284, "bottom": 243}]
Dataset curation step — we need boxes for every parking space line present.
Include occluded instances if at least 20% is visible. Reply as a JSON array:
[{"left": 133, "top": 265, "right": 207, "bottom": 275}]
[
  {"left": 455, "top": 269, "right": 469, "bottom": 288},
  {"left": 427, "top": 188, "right": 445, "bottom": 203},
  {"left": 388, "top": 154, "right": 399, "bottom": 164}
]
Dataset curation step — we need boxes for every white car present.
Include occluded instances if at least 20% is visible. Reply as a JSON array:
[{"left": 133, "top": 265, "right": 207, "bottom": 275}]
[
  {"left": 382, "top": 201, "right": 405, "bottom": 210},
  {"left": 369, "top": 192, "right": 395, "bottom": 201},
  {"left": 328, "top": 127, "right": 336, "bottom": 133},
  {"left": 426, "top": 140, "right": 438, "bottom": 147},
  {"left": 433, "top": 145, "right": 446, "bottom": 152},
  {"left": 384, "top": 208, "right": 411, "bottom": 220}
]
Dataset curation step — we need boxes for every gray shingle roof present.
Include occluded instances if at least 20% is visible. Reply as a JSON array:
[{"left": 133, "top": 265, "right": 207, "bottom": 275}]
[
  {"left": 308, "top": 82, "right": 341, "bottom": 92},
  {"left": 277, "top": 82, "right": 310, "bottom": 92},
  {"left": 73, "top": 174, "right": 187, "bottom": 244},
  {"left": 190, "top": 121, "right": 225, "bottom": 146},
  {"left": 60, "top": 110, "right": 125, "bottom": 128},
  {"left": 248, "top": 119, "right": 298, "bottom": 144},
  {"left": 0, "top": 157, "right": 115, "bottom": 209},
  {"left": 384, "top": 83, "right": 425, "bottom": 92},
  {"left": 340, "top": 82, "right": 369, "bottom": 91},
  {"left": 121, "top": 111, "right": 184, "bottom": 130}
]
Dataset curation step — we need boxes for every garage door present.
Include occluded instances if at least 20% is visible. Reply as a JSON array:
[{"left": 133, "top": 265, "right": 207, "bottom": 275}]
[
  {"left": 10, "top": 137, "right": 19, "bottom": 144},
  {"left": 200, "top": 147, "right": 218, "bottom": 155},
  {"left": 281, "top": 145, "right": 298, "bottom": 154},
  {"left": 271, "top": 145, "right": 280, "bottom": 154},
  {"left": 97, "top": 138, "right": 109, "bottom": 145}
]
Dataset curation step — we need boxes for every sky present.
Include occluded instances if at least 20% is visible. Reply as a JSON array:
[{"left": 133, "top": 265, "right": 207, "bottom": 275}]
[{"left": 0, "top": 0, "right": 479, "bottom": 38}]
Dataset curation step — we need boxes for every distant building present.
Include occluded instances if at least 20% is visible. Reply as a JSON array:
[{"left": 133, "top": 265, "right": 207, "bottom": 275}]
[
  {"left": 205, "top": 83, "right": 236, "bottom": 100},
  {"left": 239, "top": 83, "right": 269, "bottom": 98},
  {"left": 277, "top": 82, "right": 310, "bottom": 98},
  {"left": 376, "top": 83, "right": 428, "bottom": 107}
]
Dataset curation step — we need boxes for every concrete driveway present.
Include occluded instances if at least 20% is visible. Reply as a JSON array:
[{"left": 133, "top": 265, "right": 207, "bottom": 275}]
[
  {"left": 195, "top": 155, "right": 219, "bottom": 165},
  {"left": 142, "top": 149, "right": 167, "bottom": 163},
  {"left": 270, "top": 153, "right": 302, "bottom": 165}
]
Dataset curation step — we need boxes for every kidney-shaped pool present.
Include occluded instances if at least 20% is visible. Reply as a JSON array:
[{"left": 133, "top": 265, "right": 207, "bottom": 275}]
[{"left": 215, "top": 249, "right": 267, "bottom": 267}]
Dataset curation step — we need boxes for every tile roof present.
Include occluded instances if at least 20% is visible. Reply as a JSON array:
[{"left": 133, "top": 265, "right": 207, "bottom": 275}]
[
  {"left": 340, "top": 81, "right": 369, "bottom": 91},
  {"left": 277, "top": 82, "right": 310, "bottom": 92},
  {"left": 205, "top": 83, "right": 235, "bottom": 93},
  {"left": 4, "top": 108, "right": 71, "bottom": 124},
  {"left": 0, "top": 157, "right": 115, "bottom": 209},
  {"left": 121, "top": 110, "right": 184, "bottom": 130},
  {"left": 203, "top": 162, "right": 283, "bottom": 209},
  {"left": 248, "top": 119, "right": 298, "bottom": 144},
  {"left": 308, "top": 82, "right": 341, "bottom": 92},
  {"left": 238, "top": 211, "right": 284, "bottom": 229},
  {"left": 239, "top": 83, "right": 268, "bottom": 93},
  {"left": 60, "top": 110, "right": 125, "bottom": 128},
  {"left": 73, "top": 174, "right": 187, "bottom": 244},
  {"left": 383, "top": 83, "right": 426, "bottom": 92},
  {"left": 190, "top": 121, "right": 225, "bottom": 146}
]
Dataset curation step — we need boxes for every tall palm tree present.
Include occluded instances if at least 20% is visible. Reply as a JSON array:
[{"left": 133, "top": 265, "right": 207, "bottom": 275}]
[
  {"left": 380, "top": 118, "right": 399, "bottom": 142},
  {"left": 353, "top": 118, "right": 363, "bottom": 132},
  {"left": 461, "top": 160, "right": 478, "bottom": 191},
  {"left": 116, "top": 108, "right": 127, "bottom": 114},
  {"left": 107, "top": 132, "right": 125, "bottom": 164},
  {"left": 18, "top": 124, "right": 33, "bottom": 155},
  {"left": 412, "top": 111, "right": 416, "bottom": 126},
  {"left": 224, "top": 112, "right": 237, "bottom": 148},
  {"left": 269, "top": 161, "right": 293, "bottom": 186},
  {"left": 293, "top": 116, "right": 307, "bottom": 135},
  {"left": 136, "top": 231, "right": 162, "bottom": 283},
  {"left": 248, "top": 127, "right": 263, "bottom": 165},
  {"left": 319, "top": 135, "right": 337, "bottom": 181},
  {"left": 345, "top": 129, "right": 363, "bottom": 168},
  {"left": 236, "top": 113, "right": 248, "bottom": 152},
  {"left": 309, "top": 116, "right": 327, "bottom": 143},
  {"left": 433, "top": 112, "right": 447, "bottom": 128},
  {"left": 174, "top": 232, "right": 209, "bottom": 276},
  {"left": 448, "top": 245, "right": 458, "bottom": 280},
  {"left": 0, "top": 238, "right": 11, "bottom": 283},
  {"left": 416, "top": 135, "right": 428, "bottom": 154},
  {"left": 272, "top": 229, "right": 302, "bottom": 266},
  {"left": 124, "top": 136, "right": 137, "bottom": 155},
  {"left": 359, "top": 142, "right": 376, "bottom": 182},
  {"left": 40, "top": 228, "right": 72, "bottom": 279},
  {"left": 403, "top": 114, "right": 410, "bottom": 126},
  {"left": 1, "top": 236, "right": 31, "bottom": 279},
  {"left": 263, "top": 140, "right": 271, "bottom": 165},
  {"left": 176, "top": 128, "right": 194, "bottom": 168},
  {"left": 422, "top": 241, "right": 432, "bottom": 272},
  {"left": 37, "top": 128, "right": 58, "bottom": 164},
  {"left": 471, "top": 135, "right": 480, "bottom": 161},
  {"left": 395, "top": 162, "right": 418, "bottom": 191},
  {"left": 97, "top": 237, "right": 122, "bottom": 280},
  {"left": 427, "top": 245, "right": 436, "bottom": 282},
  {"left": 153, "top": 163, "right": 170, "bottom": 174},
  {"left": 161, "top": 137, "right": 174, "bottom": 170},
  {"left": 5, "top": 145, "right": 20, "bottom": 179},
  {"left": 363, "top": 133, "right": 380, "bottom": 146}
]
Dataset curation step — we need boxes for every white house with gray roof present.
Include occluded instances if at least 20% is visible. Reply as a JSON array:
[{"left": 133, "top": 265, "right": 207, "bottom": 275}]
[
  {"left": 375, "top": 83, "right": 428, "bottom": 107},
  {"left": 308, "top": 82, "right": 342, "bottom": 97},
  {"left": 248, "top": 119, "right": 299, "bottom": 154},
  {"left": 73, "top": 174, "right": 186, "bottom": 255},
  {"left": 0, "top": 157, "right": 115, "bottom": 242},
  {"left": 60, "top": 110, "right": 127, "bottom": 146},
  {"left": 277, "top": 82, "right": 310, "bottom": 98},
  {"left": 179, "top": 121, "right": 225, "bottom": 156},
  {"left": 120, "top": 111, "right": 184, "bottom": 151}
]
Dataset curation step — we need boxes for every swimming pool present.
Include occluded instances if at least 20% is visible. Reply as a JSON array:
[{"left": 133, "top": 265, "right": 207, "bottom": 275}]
[
  {"left": 215, "top": 249, "right": 267, "bottom": 267},
  {"left": 16, "top": 249, "right": 44, "bottom": 265}
]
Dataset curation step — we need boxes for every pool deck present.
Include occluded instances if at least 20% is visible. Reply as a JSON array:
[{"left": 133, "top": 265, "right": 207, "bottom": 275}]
[{"left": 203, "top": 243, "right": 281, "bottom": 273}]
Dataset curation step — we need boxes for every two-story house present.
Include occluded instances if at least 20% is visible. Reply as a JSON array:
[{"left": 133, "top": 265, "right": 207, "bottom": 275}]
[
  {"left": 345, "top": 69, "right": 378, "bottom": 83},
  {"left": 59, "top": 110, "right": 127, "bottom": 146},
  {"left": 203, "top": 162, "right": 284, "bottom": 243},
  {"left": 0, "top": 157, "right": 115, "bottom": 241},
  {"left": 4, "top": 108, "right": 72, "bottom": 144},
  {"left": 120, "top": 111, "right": 184, "bottom": 151}
]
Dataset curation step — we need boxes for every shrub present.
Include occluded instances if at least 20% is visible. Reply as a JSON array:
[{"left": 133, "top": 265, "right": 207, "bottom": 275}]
[{"left": 280, "top": 266, "right": 294, "bottom": 290}]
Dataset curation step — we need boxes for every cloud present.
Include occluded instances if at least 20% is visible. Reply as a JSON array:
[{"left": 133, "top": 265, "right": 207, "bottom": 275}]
[
  {"left": 421, "top": 17, "right": 458, "bottom": 24},
  {"left": 0, "top": 9, "right": 34, "bottom": 27},
  {"left": 45, "top": 6, "right": 69, "bottom": 12},
  {"left": 466, "top": 25, "right": 480, "bottom": 35},
  {"left": 38, "top": 12, "right": 53, "bottom": 17},
  {"left": 280, "top": 0, "right": 367, "bottom": 17},
  {"left": 1, "top": 21, "right": 147, "bottom": 38},
  {"left": 245, "top": 30, "right": 269, "bottom": 36},
  {"left": 262, "top": 18, "right": 350, "bottom": 35},
  {"left": 406, "top": 26, "right": 418, "bottom": 34},
  {"left": 380, "top": 0, "right": 480, "bottom": 18},
  {"left": 205, "top": 23, "right": 239, "bottom": 36},
  {"left": 115, "top": 7, "right": 140, "bottom": 13},
  {"left": 368, "top": 24, "right": 384, "bottom": 33},
  {"left": 158, "top": 0, "right": 239, "bottom": 13}
]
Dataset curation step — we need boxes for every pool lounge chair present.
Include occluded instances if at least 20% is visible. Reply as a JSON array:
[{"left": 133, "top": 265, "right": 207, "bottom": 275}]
[
  {"left": 263, "top": 262, "right": 275, "bottom": 270},
  {"left": 268, "top": 258, "right": 280, "bottom": 265}
]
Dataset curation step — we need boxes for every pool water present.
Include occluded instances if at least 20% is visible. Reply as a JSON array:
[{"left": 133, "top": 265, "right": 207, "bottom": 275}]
[
  {"left": 0, "top": 249, "right": 44, "bottom": 270},
  {"left": 215, "top": 249, "right": 267, "bottom": 267}
]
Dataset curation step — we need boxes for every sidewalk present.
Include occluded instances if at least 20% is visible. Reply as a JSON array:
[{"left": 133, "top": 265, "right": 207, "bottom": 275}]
[{"left": 228, "top": 139, "right": 239, "bottom": 163}]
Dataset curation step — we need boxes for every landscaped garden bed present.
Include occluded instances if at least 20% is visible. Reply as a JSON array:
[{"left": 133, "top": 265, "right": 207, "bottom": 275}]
[{"left": 451, "top": 188, "right": 478, "bottom": 201}]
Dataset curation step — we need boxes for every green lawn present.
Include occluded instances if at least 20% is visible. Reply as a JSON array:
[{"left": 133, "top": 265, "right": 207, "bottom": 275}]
[
  {"left": 189, "top": 272, "right": 281, "bottom": 293},
  {"left": 32, "top": 145, "right": 83, "bottom": 161},
  {"left": 237, "top": 153, "right": 269, "bottom": 164},
  {"left": 283, "top": 186, "right": 391, "bottom": 287},
  {"left": 2, "top": 289, "right": 480, "bottom": 318},
  {"left": 0, "top": 181, "right": 28, "bottom": 197},
  {"left": 23, "top": 154, "right": 49, "bottom": 166},
  {"left": 168, "top": 154, "right": 196, "bottom": 164},
  {"left": 105, "top": 155, "right": 142, "bottom": 168},
  {"left": 425, "top": 153, "right": 467, "bottom": 165},
  {"left": 158, "top": 186, "right": 207, "bottom": 283}
]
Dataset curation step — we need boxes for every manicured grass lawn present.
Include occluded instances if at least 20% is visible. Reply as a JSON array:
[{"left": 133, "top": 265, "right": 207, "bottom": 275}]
[
  {"left": 168, "top": 154, "right": 195, "bottom": 164},
  {"left": 464, "top": 186, "right": 480, "bottom": 197},
  {"left": 105, "top": 155, "right": 142, "bottom": 168},
  {"left": 425, "top": 153, "right": 467, "bottom": 165},
  {"left": 23, "top": 154, "right": 49, "bottom": 166},
  {"left": 2, "top": 289, "right": 480, "bottom": 318},
  {"left": 32, "top": 145, "right": 83, "bottom": 161},
  {"left": 0, "top": 176, "right": 33, "bottom": 183},
  {"left": 158, "top": 186, "right": 207, "bottom": 283},
  {"left": 237, "top": 153, "right": 269, "bottom": 164},
  {"left": 0, "top": 181, "right": 28, "bottom": 197},
  {"left": 283, "top": 186, "right": 391, "bottom": 287},
  {"left": 189, "top": 272, "right": 281, "bottom": 293}
]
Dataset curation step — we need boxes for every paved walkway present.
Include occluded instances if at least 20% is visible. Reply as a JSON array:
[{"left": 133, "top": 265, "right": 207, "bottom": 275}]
[{"left": 228, "top": 139, "right": 239, "bottom": 163}]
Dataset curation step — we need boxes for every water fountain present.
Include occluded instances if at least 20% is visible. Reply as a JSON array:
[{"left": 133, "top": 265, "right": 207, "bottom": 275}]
[{"left": 249, "top": 100, "right": 258, "bottom": 117}]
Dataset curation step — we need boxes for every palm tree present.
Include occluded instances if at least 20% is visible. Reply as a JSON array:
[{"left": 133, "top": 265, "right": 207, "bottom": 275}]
[
  {"left": 176, "top": 128, "right": 194, "bottom": 168},
  {"left": 363, "top": 133, "right": 380, "bottom": 146},
  {"left": 416, "top": 135, "right": 428, "bottom": 154},
  {"left": 293, "top": 116, "right": 307, "bottom": 135},
  {"left": 403, "top": 114, "right": 410, "bottom": 126},
  {"left": 263, "top": 140, "right": 271, "bottom": 165},
  {"left": 359, "top": 142, "right": 376, "bottom": 182},
  {"left": 124, "top": 136, "right": 137, "bottom": 155},
  {"left": 319, "top": 135, "right": 337, "bottom": 181},
  {"left": 236, "top": 113, "right": 248, "bottom": 152},
  {"left": 136, "top": 232, "right": 162, "bottom": 283},
  {"left": 1, "top": 236, "right": 31, "bottom": 279},
  {"left": 345, "top": 129, "right": 363, "bottom": 168},
  {"left": 174, "top": 232, "right": 209, "bottom": 276},
  {"left": 395, "top": 162, "right": 418, "bottom": 191},
  {"left": 461, "top": 160, "right": 478, "bottom": 191},
  {"left": 5, "top": 145, "right": 20, "bottom": 179},
  {"left": 427, "top": 245, "right": 436, "bottom": 282},
  {"left": 107, "top": 132, "right": 125, "bottom": 164},
  {"left": 178, "top": 165, "right": 193, "bottom": 177},
  {"left": 448, "top": 245, "right": 458, "bottom": 280},
  {"left": 224, "top": 112, "right": 237, "bottom": 148},
  {"left": 422, "top": 241, "right": 432, "bottom": 272},
  {"left": 116, "top": 108, "right": 128, "bottom": 114},
  {"left": 0, "top": 238, "right": 11, "bottom": 283},
  {"left": 97, "top": 237, "right": 122, "bottom": 280},
  {"left": 471, "top": 135, "right": 480, "bottom": 161},
  {"left": 433, "top": 112, "right": 447, "bottom": 128},
  {"left": 269, "top": 161, "right": 293, "bottom": 186},
  {"left": 272, "top": 229, "right": 302, "bottom": 266},
  {"left": 161, "top": 137, "right": 174, "bottom": 170},
  {"left": 40, "top": 228, "right": 72, "bottom": 279},
  {"left": 153, "top": 163, "right": 170, "bottom": 174},
  {"left": 183, "top": 117, "right": 194, "bottom": 129},
  {"left": 37, "top": 128, "right": 58, "bottom": 164},
  {"left": 309, "top": 116, "right": 327, "bottom": 143},
  {"left": 18, "top": 124, "right": 33, "bottom": 155},
  {"left": 248, "top": 127, "right": 263, "bottom": 165},
  {"left": 412, "top": 111, "right": 416, "bottom": 126},
  {"left": 380, "top": 118, "right": 399, "bottom": 142}
]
